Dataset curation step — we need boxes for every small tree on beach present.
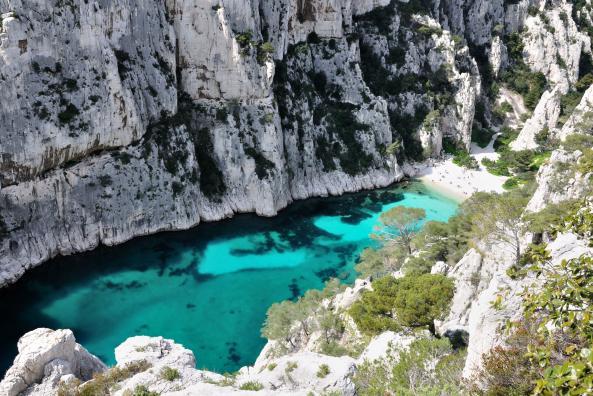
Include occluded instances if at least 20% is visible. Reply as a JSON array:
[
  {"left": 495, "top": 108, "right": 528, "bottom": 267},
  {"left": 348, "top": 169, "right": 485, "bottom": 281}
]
[{"left": 373, "top": 206, "right": 426, "bottom": 254}]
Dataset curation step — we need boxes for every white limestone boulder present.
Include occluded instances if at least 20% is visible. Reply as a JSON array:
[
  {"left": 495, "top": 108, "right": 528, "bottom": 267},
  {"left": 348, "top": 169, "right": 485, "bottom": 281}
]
[{"left": 0, "top": 328, "right": 106, "bottom": 396}]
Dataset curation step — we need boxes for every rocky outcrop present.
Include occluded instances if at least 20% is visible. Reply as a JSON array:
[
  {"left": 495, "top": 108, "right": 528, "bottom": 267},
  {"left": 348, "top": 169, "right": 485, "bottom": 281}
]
[
  {"left": 521, "top": 1, "right": 590, "bottom": 93},
  {"left": 526, "top": 149, "right": 592, "bottom": 213},
  {"left": 511, "top": 88, "right": 561, "bottom": 151},
  {"left": 0, "top": 328, "right": 106, "bottom": 396},
  {"left": 558, "top": 84, "right": 593, "bottom": 140},
  {"left": 435, "top": 231, "right": 593, "bottom": 379}
]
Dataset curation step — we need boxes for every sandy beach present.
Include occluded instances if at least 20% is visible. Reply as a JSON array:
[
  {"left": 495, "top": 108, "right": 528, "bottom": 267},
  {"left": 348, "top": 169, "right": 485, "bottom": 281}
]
[{"left": 407, "top": 136, "right": 508, "bottom": 201}]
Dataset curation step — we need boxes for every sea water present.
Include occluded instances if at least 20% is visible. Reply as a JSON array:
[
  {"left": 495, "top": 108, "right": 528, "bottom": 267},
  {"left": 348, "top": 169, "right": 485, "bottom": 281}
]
[{"left": 0, "top": 182, "right": 458, "bottom": 375}]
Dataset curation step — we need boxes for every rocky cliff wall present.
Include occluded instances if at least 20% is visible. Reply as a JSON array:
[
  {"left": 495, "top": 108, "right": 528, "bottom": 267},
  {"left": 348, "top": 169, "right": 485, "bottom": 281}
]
[
  {"left": 0, "top": 0, "right": 590, "bottom": 286},
  {"left": 0, "top": 0, "right": 489, "bottom": 286}
]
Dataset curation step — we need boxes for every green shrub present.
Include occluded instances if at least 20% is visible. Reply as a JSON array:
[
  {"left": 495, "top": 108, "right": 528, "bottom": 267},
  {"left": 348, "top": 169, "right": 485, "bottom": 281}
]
[
  {"left": 160, "top": 366, "right": 180, "bottom": 381},
  {"left": 349, "top": 274, "right": 454, "bottom": 335},
  {"left": 58, "top": 103, "right": 80, "bottom": 124},
  {"left": 239, "top": 381, "right": 264, "bottom": 391},
  {"left": 452, "top": 152, "right": 479, "bottom": 170},
  {"left": 472, "top": 125, "right": 494, "bottom": 148},
  {"left": 502, "top": 177, "right": 521, "bottom": 190},
  {"left": 562, "top": 133, "right": 593, "bottom": 151},
  {"left": 353, "top": 337, "right": 466, "bottom": 395},
  {"left": 286, "top": 361, "right": 298, "bottom": 373},
  {"left": 72, "top": 361, "right": 152, "bottom": 396},
  {"left": 481, "top": 157, "right": 510, "bottom": 176},
  {"left": 316, "top": 364, "right": 331, "bottom": 378},
  {"left": 577, "top": 148, "right": 593, "bottom": 174},
  {"left": 129, "top": 385, "right": 159, "bottom": 396}
]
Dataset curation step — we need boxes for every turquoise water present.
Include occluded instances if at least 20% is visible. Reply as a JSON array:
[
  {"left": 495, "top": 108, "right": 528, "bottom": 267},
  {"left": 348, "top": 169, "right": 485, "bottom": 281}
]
[{"left": 0, "top": 182, "right": 458, "bottom": 375}]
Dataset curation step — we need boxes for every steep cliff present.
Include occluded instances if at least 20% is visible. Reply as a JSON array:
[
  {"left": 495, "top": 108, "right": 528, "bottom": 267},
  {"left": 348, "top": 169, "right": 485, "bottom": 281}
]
[{"left": 0, "top": 0, "right": 488, "bottom": 286}]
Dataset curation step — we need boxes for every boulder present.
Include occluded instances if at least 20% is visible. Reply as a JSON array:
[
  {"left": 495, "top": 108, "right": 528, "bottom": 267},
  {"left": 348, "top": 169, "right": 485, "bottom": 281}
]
[{"left": 0, "top": 328, "right": 106, "bottom": 396}]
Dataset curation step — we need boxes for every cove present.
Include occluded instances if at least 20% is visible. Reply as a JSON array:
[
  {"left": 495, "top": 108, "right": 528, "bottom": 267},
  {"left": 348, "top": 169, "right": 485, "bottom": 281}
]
[{"left": 0, "top": 181, "right": 458, "bottom": 375}]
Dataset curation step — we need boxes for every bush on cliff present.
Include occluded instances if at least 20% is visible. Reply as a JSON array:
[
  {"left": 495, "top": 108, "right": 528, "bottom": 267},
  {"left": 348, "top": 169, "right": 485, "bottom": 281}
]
[
  {"left": 354, "top": 337, "right": 466, "bottom": 395},
  {"left": 349, "top": 274, "right": 454, "bottom": 335}
]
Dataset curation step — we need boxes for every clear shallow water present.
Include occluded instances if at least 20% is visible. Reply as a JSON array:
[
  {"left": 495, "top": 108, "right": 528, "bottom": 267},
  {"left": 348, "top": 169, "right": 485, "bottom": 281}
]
[{"left": 0, "top": 182, "right": 458, "bottom": 375}]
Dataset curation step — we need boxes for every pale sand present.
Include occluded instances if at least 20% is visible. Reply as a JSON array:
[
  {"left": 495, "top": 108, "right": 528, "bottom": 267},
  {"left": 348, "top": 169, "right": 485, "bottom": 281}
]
[{"left": 409, "top": 136, "right": 508, "bottom": 201}]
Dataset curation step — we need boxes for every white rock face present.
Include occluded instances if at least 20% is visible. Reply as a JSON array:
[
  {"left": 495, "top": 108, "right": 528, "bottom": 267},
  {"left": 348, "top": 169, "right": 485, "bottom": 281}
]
[
  {"left": 0, "top": 0, "right": 419, "bottom": 287},
  {"left": 0, "top": 0, "right": 177, "bottom": 185},
  {"left": 558, "top": 84, "right": 593, "bottom": 140},
  {"left": 0, "top": 0, "right": 496, "bottom": 287},
  {"left": 172, "top": 0, "right": 273, "bottom": 100},
  {"left": 436, "top": 248, "right": 483, "bottom": 335},
  {"left": 356, "top": 330, "right": 423, "bottom": 363},
  {"left": 521, "top": 1, "right": 590, "bottom": 93},
  {"left": 511, "top": 88, "right": 561, "bottom": 151},
  {"left": 0, "top": 328, "right": 106, "bottom": 396},
  {"left": 526, "top": 149, "right": 592, "bottom": 213}
]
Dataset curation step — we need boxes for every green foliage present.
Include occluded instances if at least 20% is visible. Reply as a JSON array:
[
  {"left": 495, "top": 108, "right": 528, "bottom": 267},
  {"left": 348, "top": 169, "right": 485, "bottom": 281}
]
[
  {"left": 159, "top": 366, "right": 180, "bottom": 381},
  {"left": 373, "top": 206, "right": 426, "bottom": 255},
  {"left": 472, "top": 125, "right": 495, "bottom": 148},
  {"left": 481, "top": 157, "right": 510, "bottom": 176},
  {"left": 58, "top": 103, "right": 80, "bottom": 124},
  {"left": 349, "top": 274, "right": 454, "bottom": 335},
  {"left": 257, "top": 42, "right": 274, "bottom": 65},
  {"left": 442, "top": 136, "right": 461, "bottom": 155},
  {"left": 523, "top": 253, "right": 593, "bottom": 394},
  {"left": 480, "top": 205, "right": 593, "bottom": 395},
  {"left": 354, "top": 337, "right": 466, "bottom": 395},
  {"left": 577, "top": 148, "right": 593, "bottom": 174},
  {"left": 316, "top": 364, "right": 331, "bottom": 378},
  {"left": 502, "top": 62, "right": 547, "bottom": 111},
  {"left": 355, "top": 246, "right": 406, "bottom": 279},
  {"left": 559, "top": 91, "right": 585, "bottom": 125},
  {"left": 59, "top": 360, "right": 152, "bottom": 396},
  {"left": 452, "top": 151, "right": 479, "bottom": 170},
  {"left": 524, "top": 200, "right": 582, "bottom": 235},
  {"left": 239, "top": 381, "right": 264, "bottom": 391},
  {"left": 502, "top": 176, "right": 521, "bottom": 190},
  {"left": 262, "top": 279, "right": 346, "bottom": 345},
  {"left": 128, "top": 385, "right": 159, "bottom": 396},
  {"left": 417, "top": 25, "right": 443, "bottom": 36},
  {"left": 286, "top": 361, "right": 298, "bottom": 373},
  {"left": 465, "top": 190, "right": 530, "bottom": 263},
  {"left": 473, "top": 321, "right": 539, "bottom": 395},
  {"left": 562, "top": 133, "right": 593, "bottom": 152},
  {"left": 493, "top": 126, "right": 520, "bottom": 152},
  {"left": 244, "top": 147, "right": 275, "bottom": 179}
]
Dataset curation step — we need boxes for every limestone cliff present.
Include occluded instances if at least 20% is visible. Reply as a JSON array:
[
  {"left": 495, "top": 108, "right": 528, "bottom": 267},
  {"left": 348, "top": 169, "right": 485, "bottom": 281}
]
[{"left": 0, "top": 0, "right": 489, "bottom": 286}]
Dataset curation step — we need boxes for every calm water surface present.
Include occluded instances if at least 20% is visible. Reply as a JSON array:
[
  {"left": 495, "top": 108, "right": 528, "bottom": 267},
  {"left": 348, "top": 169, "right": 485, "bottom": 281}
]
[{"left": 0, "top": 182, "right": 458, "bottom": 375}]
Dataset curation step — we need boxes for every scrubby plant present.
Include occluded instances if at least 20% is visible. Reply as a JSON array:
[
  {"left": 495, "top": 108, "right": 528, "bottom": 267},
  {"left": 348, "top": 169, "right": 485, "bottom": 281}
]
[
  {"left": 285, "top": 361, "right": 298, "bottom": 373},
  {"left": 349, "top": 274, "right": 454, "bottom": 335},
  {"left": 316, "top": 364, "right": 331, "bottom": 378},
  {"left": 59, "top": 360, "right": 152, "bottom": 396},
  {"left": 452, "top": 151, "right": 479, "bottom": 169},
  {"left": 159, "top": 366, "right": 180, "bottom": 381},
  {"left": 127, "top": 385, "right": 159, "bottom": 396},
  {"left": 354, "top": 337, "right": 466, "bottom": 395},
  {"left": 239, "top": 381, "right": 264, "bottom": 391},
  {"left": 478, "top": 204, "right": 593, "bottom": 395},
  {"left": 262, "top": 279, "right": 346, "bottom": 348}
]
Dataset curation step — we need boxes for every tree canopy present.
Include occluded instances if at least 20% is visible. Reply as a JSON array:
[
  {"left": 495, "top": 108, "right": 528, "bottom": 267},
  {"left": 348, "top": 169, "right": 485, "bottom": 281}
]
[
  {"left": 349, "top": 274, "right": 455, "bottom": 335},
  {"left": 373, "top": 206, "right": 427, "bottom": 254}
]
